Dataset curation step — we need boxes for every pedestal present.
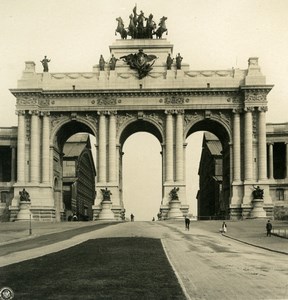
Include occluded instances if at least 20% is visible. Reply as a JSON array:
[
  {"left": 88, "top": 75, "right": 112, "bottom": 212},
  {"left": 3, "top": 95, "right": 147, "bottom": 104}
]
[
  {"left": 167, "top": 199, "right": 183, "bottom": 219},
  {"left": 250, "top": 198, "right": 267, "bottom": 218},
  {"left": 17, "top": 201, "right": 32, "bottom": 221},
  {"left": 98, "top": 200, "right": 115, "bottom": 220}
]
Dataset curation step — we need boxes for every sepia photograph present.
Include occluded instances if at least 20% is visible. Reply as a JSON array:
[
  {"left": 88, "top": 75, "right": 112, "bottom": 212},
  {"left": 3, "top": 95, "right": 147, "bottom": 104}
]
[{"left": 0, "top": 0, "right": 288, "bottom": 299}]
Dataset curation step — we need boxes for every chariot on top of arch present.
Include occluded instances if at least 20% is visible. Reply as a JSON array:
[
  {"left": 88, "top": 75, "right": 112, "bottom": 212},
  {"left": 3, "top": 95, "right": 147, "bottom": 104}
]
[{"left": 115, "top": 5, "right": 168, "bottom": 39}]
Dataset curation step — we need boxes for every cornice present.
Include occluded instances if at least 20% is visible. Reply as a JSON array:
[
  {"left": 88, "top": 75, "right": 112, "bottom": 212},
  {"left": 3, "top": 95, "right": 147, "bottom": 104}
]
[{"left": 10, "top": 88, "right": 242, "bottom": 98}]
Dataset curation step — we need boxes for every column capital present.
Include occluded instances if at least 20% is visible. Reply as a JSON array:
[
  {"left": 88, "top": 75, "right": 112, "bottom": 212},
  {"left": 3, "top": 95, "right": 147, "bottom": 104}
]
[
  {"left": 176, "top": 109, "right": 185, "bottom": 115},
  {"left": 16, "top": 110, "right": 26, "bottom": 116},
  {"left": 165, "top": 109, "right": 176, "bottom": 115},
  {"left": 107, "top": 110, "right": 117, "bottom": 116},
  {"left": 232, "top": 108, "right": 242, "bottom": 114},
  {"left": 29, "top": 110, "right": 39, "bottom": 116},
  {"left": 97, "top": 110, "right": 113, "bottom": 116},
  {"left": 267, "top": 142, "right": 274, "bottom": 146},
  {"left": 244, "top": 107, "right": 254, "bottom": 112},
  {"left": 40, "top": 111, "right": 51, "bottom": 117},
  {"left": 258, "top": 106, "right": 268, "bottom": 112}
]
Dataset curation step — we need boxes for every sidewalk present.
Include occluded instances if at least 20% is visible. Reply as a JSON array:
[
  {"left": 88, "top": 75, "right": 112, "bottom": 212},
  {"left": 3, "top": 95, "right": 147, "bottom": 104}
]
[
  {"left": 186, "top": 219, "right": 288, "bottom": 255},
  {"left": 0, "top": 219, "right": 287, "bottom": 255}
]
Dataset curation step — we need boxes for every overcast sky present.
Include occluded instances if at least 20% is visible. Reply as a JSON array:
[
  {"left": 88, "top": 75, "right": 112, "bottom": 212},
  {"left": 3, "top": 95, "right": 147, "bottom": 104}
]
[{"left": 1, "top": 0, "right": 288, "bottom": 219}]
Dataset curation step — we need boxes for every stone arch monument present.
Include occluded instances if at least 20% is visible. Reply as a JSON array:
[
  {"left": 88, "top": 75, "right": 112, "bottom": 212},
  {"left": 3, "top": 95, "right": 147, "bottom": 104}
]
[{"left": 9, "top": 8, "right": 273, "bottom": 221}]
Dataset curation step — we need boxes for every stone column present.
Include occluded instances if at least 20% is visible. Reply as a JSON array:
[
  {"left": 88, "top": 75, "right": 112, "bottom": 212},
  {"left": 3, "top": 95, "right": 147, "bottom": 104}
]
[
  {"left": 42, "top": 112, "right": 50, "bottom": 183},
  {"left": 268, "top": 143, "right": 274, "bottom": 179},
  {"left": 11, "top": 146, "right": 16, "bottom": 182},
  {"left": 108, "top": 111, "right": 117, "bottom": 183},
  {"left": 286, "top": 143, "right": 288, "bottom": 179},
  {"left": 175, "top": 110, "right": 184, "bottom": 182},
  {"left": 232, "top": 109, "right": 241, "bottom": 182},
  {"left": 258, "top": 107, "right": 268, "bottom": 181},
  {"left": 98, "top": 112, "right": 107, "bottom": 183},
  {"left": 30, "top": 110, "right": 40, "bottom": 183},
  {"left": 16, "top": 110, "right": 26, "bottom": 183},
  {"left": 165, "top": 111, "right": 174, "bottom": 182},
  {"left": 244, "top": 107, "right": 254, "bottom": 181}
]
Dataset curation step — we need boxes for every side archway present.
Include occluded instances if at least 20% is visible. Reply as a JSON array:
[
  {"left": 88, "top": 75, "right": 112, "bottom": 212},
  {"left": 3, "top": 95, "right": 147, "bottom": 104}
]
[{"left": 185, "top": 117, "right": 232, "bottom": 219}]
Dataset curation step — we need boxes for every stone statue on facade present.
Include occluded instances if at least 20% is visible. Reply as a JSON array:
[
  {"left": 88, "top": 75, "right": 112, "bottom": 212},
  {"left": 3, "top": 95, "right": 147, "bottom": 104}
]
[
  {"left": 101, "top": 187, "right": 112, "bottom": 201},
  {"left": 120, "top": 49, "right": 157, "bottom": 79},
  {"left": 19, "top": 188, "right": 30, "bottom": 202},
  {"left": 117, "top": 6, "right": 167, "bottom": 40},
  {"left": 176, "top": 53, "right": 183, "bottom": 70},
  {"left": 154, "top": 16, "right": 168, "bottom": 39},
  {"left": 166, "top": 54, "right": 174, "bottom": 70},
  {"left": 109, "top": 54, "right": 118, "bottom": 70},
  {"left": 99, "top": 55, "right": 106, "bottom": 71},
  {"left": 253, "top": 186, "right": 264, "bottom": 199},
  {"left": 40, "top": 56, "right": 50, "bottom": 72},
  {"left": 115, "top": 17, "right": 127, "bottom": 39},
  {"left": 169, "top": 187, "right": 179, "bottom": 201}
]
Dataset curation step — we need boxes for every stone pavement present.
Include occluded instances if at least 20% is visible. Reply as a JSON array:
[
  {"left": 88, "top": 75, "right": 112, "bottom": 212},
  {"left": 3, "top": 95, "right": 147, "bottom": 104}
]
[
  {"left": 0, "top": 219, "right": 287, "bottom": 299},
  {"left": 0, "top": 219, "right": 287, "bottom": 254}
]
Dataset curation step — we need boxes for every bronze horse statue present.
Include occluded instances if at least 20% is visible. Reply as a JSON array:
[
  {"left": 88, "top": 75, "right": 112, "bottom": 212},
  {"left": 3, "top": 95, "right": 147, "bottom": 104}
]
[
  {"left": 128, "top": 14, "right": 138, "bottom": 39},
  {"left": 154, "top": 16, "right": 168, "bottom": 39},
  {"left": 115, "top": 17, "right": 127, "bottom": 39}
]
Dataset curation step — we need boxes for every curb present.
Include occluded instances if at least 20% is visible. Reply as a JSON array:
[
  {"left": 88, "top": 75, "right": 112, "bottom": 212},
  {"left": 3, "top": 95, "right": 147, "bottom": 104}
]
[{"left": 222, "top": 234, "right": 288, "bottom": 256}]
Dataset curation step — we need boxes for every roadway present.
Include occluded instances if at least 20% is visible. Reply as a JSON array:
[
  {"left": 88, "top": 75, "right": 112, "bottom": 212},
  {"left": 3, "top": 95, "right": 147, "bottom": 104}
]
[{"left": 0, "top": 220, "right": 287, "bottom": 300}]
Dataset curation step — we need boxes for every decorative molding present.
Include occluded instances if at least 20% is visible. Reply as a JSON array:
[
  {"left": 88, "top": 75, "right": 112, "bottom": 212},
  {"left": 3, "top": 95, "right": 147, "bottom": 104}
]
[
  {"left": 244, "top": 91, "right": 267, "bottom": 103},
  {"left": 160, "top": 96, "right": 186, "bottom": 104},
  {"left": 117, "top": 113, "right": 136, "bottom": 130},
  {"left": 145, "top": 113, "right": 164, "bottom": 126},
  {"left": 97, "top": 97, "right": 117, "bottom": 105},
  {"left": 17, "top": 97, "right": 38, "bottom": 105}
]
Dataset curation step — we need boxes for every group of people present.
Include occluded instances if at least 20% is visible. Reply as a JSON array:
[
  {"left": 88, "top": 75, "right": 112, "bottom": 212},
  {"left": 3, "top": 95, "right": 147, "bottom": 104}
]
[{"left": 184, "top": 219, "right": 273, "bottom": 237}]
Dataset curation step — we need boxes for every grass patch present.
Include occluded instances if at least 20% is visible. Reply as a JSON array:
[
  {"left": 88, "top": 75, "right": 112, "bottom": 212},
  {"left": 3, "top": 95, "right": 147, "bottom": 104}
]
[{"left": 0, "top": 237, "right": 186, "bottom": 299}]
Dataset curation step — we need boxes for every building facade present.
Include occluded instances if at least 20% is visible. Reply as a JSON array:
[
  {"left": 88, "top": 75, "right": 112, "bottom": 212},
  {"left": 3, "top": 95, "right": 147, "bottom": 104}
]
[
  {"left": 2, "top": 10, "right": 287, "bottom": 221},
  {"left": 62, "top": 134, "right": 96, "bottom": 221}
]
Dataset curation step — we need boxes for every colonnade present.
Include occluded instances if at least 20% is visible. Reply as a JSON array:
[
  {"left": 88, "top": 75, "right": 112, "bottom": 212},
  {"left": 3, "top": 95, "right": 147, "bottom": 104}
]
[
  {"left": 232, "top": 107, "right": 268, "bottom": 184},
  {"left": 16, "top": 110, "right": 50, "bottom": 184},
  {"left": 95, "top": 109, "right": 187, "bottom": 215}
]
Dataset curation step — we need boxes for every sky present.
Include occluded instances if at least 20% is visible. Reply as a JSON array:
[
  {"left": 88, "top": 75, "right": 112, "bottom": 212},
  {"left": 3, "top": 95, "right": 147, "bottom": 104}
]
[{"left": 1, "top": 0, "right": 288, "bottom": 220}]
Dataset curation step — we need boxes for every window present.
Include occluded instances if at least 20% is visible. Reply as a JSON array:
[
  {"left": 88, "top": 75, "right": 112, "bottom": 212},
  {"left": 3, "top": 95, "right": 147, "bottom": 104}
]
[
  {"left": 1, "top": 192, "right": 8, "bottom": 203},
  {"left": 276, "top": 188, "right": 284, "bottom": 201}
]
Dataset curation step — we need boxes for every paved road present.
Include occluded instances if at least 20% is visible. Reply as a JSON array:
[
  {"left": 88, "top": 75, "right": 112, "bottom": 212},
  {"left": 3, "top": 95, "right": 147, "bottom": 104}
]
[{"left": 0, "top": 221, "right": 287, "bottom": 300}]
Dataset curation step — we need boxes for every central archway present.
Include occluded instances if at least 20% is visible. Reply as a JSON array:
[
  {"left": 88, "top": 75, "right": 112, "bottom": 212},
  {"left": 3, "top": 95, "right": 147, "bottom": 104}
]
[{"left": 122, "top": 132, "right": 162, "bottom": 221}]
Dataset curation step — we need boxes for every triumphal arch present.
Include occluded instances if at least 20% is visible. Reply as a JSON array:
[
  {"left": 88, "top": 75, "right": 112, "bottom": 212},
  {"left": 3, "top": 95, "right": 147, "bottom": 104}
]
[{"left": 9, "top": 8, "right": 273, "bottom": 221}]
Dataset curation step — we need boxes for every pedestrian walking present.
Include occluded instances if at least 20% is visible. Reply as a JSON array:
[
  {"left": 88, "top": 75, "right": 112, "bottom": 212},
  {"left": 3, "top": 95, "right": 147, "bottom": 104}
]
[
  {"left": 266, "top": 219, "right": 272, "bottom": 236},
  {"left": 221, "top": 222, "right": 227, "bottom": 233},
  {"left": 130, "top": 213, "right": 134, "bottom": 222},
  {"left": 185, "top": 216, "right": 190, "bottom": 230}
]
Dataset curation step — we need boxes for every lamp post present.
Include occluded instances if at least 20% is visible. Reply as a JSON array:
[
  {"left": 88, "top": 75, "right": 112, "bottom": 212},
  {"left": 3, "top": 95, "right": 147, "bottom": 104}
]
[{"left": 29, "top": 214, "right": 32, "bottom": 235}]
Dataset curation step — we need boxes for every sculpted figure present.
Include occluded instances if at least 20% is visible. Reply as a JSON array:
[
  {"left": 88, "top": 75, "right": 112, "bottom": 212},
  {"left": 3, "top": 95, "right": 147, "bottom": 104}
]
[
  {"left": 101, "top": 187, "right": 112, "bottom": 201},
  {"left": 120, "top": 49, "right": 157, "bottom": 79},
  {"left": 253, "top": 185, "right": 264, "bottom": 199},
  {"left": 176, "top": 53, "right": 183, "bottom": 70},
  {"left": 109, "top": 54, "right": 118, "bottom": 70},
  {"left": 145, "top": 14, "right": 156, "bottom": 38},
  {"left": 154, "top": 16, "right": 168, "bottom": 39},
  {"left": 115, "top": 17, "right": 127, "bottom": 39},
  {"left": 99, "top": 55, "right": 106, "bottom": 71},
  {"left": 169, "top": 187, "right": 179, "bottom": 201},
  {"left": 166, "top": 54, "right": 174, "bottom": 70},
  {"left": 40, "top": 56, "right": 50, "bottom": 72},
  {"left": 19, "top": 188, "right": 30, "bottom": 202}
]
